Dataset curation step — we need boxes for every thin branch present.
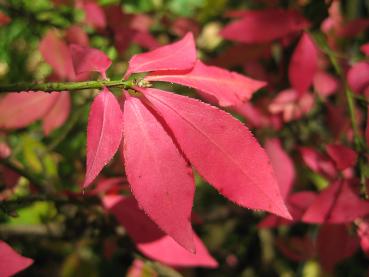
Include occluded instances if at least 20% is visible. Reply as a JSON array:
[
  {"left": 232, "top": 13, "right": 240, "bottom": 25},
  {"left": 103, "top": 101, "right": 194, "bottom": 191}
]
[
  {"left": 311, "top": 32, "right": 363, "bottom": 150},
  {"left": 0, "top": 158, "right": 48, "bottom": 193},
  {"left": 0, "top": 79, "right": 137, "bottom": 93}
]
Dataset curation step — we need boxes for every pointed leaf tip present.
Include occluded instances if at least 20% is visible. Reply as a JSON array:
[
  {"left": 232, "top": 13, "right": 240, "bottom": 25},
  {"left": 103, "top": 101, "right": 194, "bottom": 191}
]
[
  {"left": 125, "top": 32, "right": 196, "bottom": 78},
  {"left": 83, "top": 88, "right": 123, "bottom": 188},
  {"left": 141, "top": 88, "right": 291, "bottom": 219},
  {"left": 123, "top": 95, "right": 195, "bottom": 252},
  {"left": 288, "top": 32, "right": 318, "bottom": 95},
  {"left": 0, "top": 240, "right": 33, "bottom": 277},
  {"left": 104, "top": 196, "right": 217, "bottom": 268}
]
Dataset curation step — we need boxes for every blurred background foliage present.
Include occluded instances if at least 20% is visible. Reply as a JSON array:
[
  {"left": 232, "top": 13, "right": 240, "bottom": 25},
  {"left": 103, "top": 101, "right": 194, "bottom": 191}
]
[{"left": 0, "top": 0, "right": 369, "bottom": 276}]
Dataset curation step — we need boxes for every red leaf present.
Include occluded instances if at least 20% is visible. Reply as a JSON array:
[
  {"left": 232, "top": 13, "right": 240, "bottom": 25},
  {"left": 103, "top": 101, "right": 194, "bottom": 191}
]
[
  {"left": 220, "top": 9, "right": 309, "bottom": 44},
  {"left": 265, "top": 138, "right": 295, "bottom": 199},
  {"left": 299, "top": 146, "right": 336, "bottom": 178},
  {"left": 0, "top": 92, "right": 58, "bottom": 129},
  {"left": 142, "top": 88, "right": 291, "bottom": 219},
  {"left": 302, "top": 180, "right": 369, "bottom": 223},
  {"left": 258, "top": 191, "right": 317, "bottom": 228},
  {"left": 137, "top": 230, "right": 218, "bottom": 268},
  {"left": 326, "top": 144, "right": 357, "bottom": 170},
  {"left": 287, "top": 191, "right": 317, "bottom": 221},
  {"left": 90, "top": 177, "right": 127, "bottom": 196},
  {"left": 39, "top": 30, "right": 75, "bottom": 81},
  {"left": 42, "top": 92, "right": 71, "bottom": 135},
  {"left": 288, "top": 33, "right": 318, "bottom": 95},
  {"left": 276, "top": 236, "right": 315, "bottom": 262},
  {"left": 70, "top": 44, "right": 111, "bottom": 79},
  {"left": 347, "top": 62, "right": 369, "bottom": 94},
  {"left": 0, "top": 142, "right": 11, "bottom": 159},
  {"left": 313, "top": 71, "right": 339, "bottom": 98},
  {"left": 1, "top": 166, "right": 20, "bottom": 189},
  {"left": 125, "top": 32, "right": 196, "bottom": 78},
  {"left": 339, "top": 19, "right": 369, "bottom": 38},
  {"left": 0, "top": 240, "right": 33, "bottom": 277},
  {"left": 79, "top": 1, "right": 106, "bottom": 30},
  {"left": 132, "top": 31, "right": 160, "bottom": 50},
  {"left": 357, "top": 219, "right": 369, "bottom": 257},
  {"left": 65, "top": 25, "right": 89, "bottom": 47},
  {"left": 232, "top": 102, "right": 270, "bottom": 129},
  {"left": 146, "top": 60, "right": 266, "bottom": 107},
  {"left": 0, "top": 12, "right": 11, "bottom": 26},
  {"left": 317, "top": 224, "right": 358, "bottom": 272},
  {"left": 122, "top": 94, "right": 195, "bottom": 252},
  {"left": 361, "top": 43, "right": 369, "bottom": 56},
  {"left": 103, "top": 195, "right": 218, "bottom": 268},
  {"left": 269, "top": 89, "right": 314, "bottom": 122},
  {"left": 84, "top": 88, "right": 123, "bottom": 188},
  {"left": 366, "top": 106, "right": 369, "bottom": 146}
]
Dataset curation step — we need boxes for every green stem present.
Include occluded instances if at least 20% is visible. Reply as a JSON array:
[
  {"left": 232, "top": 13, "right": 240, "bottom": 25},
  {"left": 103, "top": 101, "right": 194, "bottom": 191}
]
[
  {"left": 0, "top": 158, "right": 48, "bottom": 193},
  {"left": 311, "top": 33, "right": 363, "bottom": 149},
  {"left": 0, "top": 79, "right": 135, "bottom": 93}
]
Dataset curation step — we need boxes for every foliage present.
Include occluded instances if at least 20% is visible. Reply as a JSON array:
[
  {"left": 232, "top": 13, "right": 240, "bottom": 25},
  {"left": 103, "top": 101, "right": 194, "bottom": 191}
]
[{"left": 0, "top": 0, "right": 369, "bottom": 276}]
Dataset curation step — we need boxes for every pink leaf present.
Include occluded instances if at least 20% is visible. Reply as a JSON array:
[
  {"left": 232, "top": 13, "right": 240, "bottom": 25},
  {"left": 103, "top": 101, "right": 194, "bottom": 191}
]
[
  {"left": 339, "top": 19, "right": 369, "bottom": 38},
  {"left": 357, "top": 219, "right": 369, "bottom": 257},
  {"left": 70, "top": 44, "right": 112, "bottom": 79},
  {"left": 361, "top": 43, "right": 369, "bottom": 56},
  {"left": 89, "top": 177, "right": 126, "bottom": 196},
  {"left": 0, "top": 240, "right": 33, "bottom": 277},
  {"left": 288, "top": 33, "right": 318, "bottom": 95},
  {"left": 287, "top": 191, "right": 317, "bottom": 221},
  {"left": 220, "top": 9, "right": 309, "bottom": 44},
  {"left": 0, "top": 92, "right": 58, "bottom": 129},
  {"left": 299, "top": 146, "right": 337, "bottom": 178},
  {"left": 65, "top": 25, "right": 89, "bottom": 47},
  {"left": 146, "top": 60, "right": 266, "bottom": 107},
  {"left": 326, "top": 144, "right": 357, "bottom": 170},
  {"left": 302, "top": 180, "right": 369, "bottom": 223},
  {"left": 125, "top": 32, "right": 196, "bottom": 78},
  {"left": 347, "top": 62, "right": 369, "bottom": 94},
  {"left": 366, "top": 106, "right": 369, "bottom": 147},
  {"left": 137, "top": 230, "right": 217, "bottom": 268},
  {"left": 42, "top": 92, "right": 71, "bottom": 135},
  {"left": 141, "top": 88, "right": 291, "bottom": 219},
  {"left": 80, "top": 1, "right": 106, "bottom": 30},
  {"left": 258, "top": 191, "right": 317, "bottom": 228},
  {"left": 232, "top": 102, "right": 270, "bottom": 128},
  {"left": 122, "top": 94, "right": 195, "bottom": 252},
  {"left": 313, "top": 71, "right": 339, "bottom": 98},
  {"left": 103, "top": 195, "right": 218, "bottom": 268},
  {"left": 269, "top": 89, "right": 314, "bottom": 122},
  {"left": 39, "top": 30, "right": 75, "bottom": 81},
  {"left": 0, "top": 142, "right": 11, "bottom": 159},
  {"left": 132, "top": 31, "right": 160, "bottom": 50},
  {"left": 84, "top": 88, "right": 123, "bottom": 188},
  {"left": 317, "top": 224, "right": 358, "bottom": 272},
  {"left": 264, "top": 138, "right": 295, "bottom": 199}
]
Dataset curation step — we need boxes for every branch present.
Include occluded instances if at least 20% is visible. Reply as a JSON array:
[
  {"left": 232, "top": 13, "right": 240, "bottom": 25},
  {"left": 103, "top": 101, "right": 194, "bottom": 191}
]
[
  {"left": 0, "top": 158, "right": 48, "bottom": 193},
  {"left": 311, "top": 32, "right": 363, "bottom": 150},
  {"left": 0, "top": 79, "right": 137, "bottom": 93}
]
